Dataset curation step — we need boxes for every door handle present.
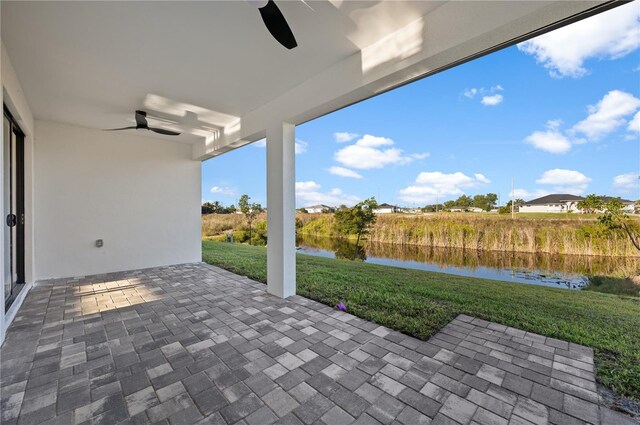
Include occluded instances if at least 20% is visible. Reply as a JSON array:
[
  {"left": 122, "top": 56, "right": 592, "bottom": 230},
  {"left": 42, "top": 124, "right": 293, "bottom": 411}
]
[{"left": 6, "top": 214, "right": 16, "bottom": 227}]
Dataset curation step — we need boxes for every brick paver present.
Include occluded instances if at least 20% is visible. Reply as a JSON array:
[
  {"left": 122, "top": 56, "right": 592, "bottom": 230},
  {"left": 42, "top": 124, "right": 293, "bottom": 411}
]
[{"left": 0, "top": 262, "right": 635, "bottom": 424}]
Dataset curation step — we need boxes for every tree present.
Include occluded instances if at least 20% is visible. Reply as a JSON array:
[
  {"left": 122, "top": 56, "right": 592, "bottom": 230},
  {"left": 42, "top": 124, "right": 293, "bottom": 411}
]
[
  {"left": 577, "top": 194, "right": 603, "bottom": 214},
  {"left": 473, "top": 194, "right": 487, "bottom": 210},
  {"left": 201, "top": 202, "right": 215, "bottom": 214},
  {"left": 333, "top": 198, "right": 379, "bottom": 246},
  {"left": 202, "top": 201, "right": 235, "bottom": 214},
  {"left": 499, "top": 199, "right": 524, "bottom": 214},
  {"left": 485, "top": 193, "right": 498, "bottom": 211},
  {"left": 598, "top": 198, "right": 640, "bottom": 251},
  {"left": 422, "top": 204, "right": 443, "bottom": 213},
  {"left": 238, "top": 194, "right": 262, "bottom": 245},
  {"left": 457, "top": 195, "right": 473, "bottom": 208},
  {"left": 443, "top": 200, "right": 457, "bottom": 209}
]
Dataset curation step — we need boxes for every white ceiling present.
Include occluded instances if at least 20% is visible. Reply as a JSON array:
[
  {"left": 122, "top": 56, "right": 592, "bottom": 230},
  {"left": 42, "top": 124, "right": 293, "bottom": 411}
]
[{"left": 1, "top": 1, "right": 445, "bottom": 143}]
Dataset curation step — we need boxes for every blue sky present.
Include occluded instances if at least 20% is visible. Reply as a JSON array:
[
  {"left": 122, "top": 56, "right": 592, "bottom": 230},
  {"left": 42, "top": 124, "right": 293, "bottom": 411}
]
[{"left": 203, "top": 3, "right": 640, "bottom": 208}]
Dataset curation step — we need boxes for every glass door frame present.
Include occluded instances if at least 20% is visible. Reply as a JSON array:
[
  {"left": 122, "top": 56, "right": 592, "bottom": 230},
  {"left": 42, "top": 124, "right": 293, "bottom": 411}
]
[{"left": 3, "top": 105, "right": 25, "bottom": 311}]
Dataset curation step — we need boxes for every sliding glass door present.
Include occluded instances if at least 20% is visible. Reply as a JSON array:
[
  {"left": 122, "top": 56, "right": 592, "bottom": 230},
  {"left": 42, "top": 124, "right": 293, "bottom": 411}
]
[{"left": 3, "top": 107, "right": 25, "bottom": 310}]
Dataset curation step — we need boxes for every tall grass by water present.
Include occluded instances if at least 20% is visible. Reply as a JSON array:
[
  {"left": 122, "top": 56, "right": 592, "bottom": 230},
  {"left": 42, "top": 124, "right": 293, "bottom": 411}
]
[
  {"left": 203, "top": 213, "right": 640, "bottom": 257},
  {"left": 299, "top": 234, "right": 640, "bottom": 279},
  {"left": 300, "top": 213, "right": 639, "bottom": 257}
]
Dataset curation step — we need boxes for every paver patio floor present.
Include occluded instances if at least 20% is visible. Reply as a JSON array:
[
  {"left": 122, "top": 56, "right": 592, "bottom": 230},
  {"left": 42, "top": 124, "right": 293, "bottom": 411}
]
[{"left": 0, "top": 263, "right": 635, "bottom": 425}]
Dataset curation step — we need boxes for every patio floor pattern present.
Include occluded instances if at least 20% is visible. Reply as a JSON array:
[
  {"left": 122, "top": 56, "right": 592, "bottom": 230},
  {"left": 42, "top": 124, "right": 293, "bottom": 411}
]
[{"left": 0, "top": 262, "right": 635, "bottom": 425}]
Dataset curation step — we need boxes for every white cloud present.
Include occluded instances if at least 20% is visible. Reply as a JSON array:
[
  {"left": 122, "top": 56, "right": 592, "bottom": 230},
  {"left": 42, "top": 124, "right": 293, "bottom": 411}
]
[
  {"left": 525, "top": 91, "right": 640, "bottom": 154},
  {"left": 524, "top": 120, "right": 572, "bottom": 154},
  {"left": 210, "top": 186, "right": 236, "bottom": 196},
  {"left": 612, "top": 172, "right": 640, "bottom": 193},
  {"left": 328, "top": 166, "right": 363, "bottom": 179},
  {"left": 334, "top": 132, "right": 360, "bottom": 143},
  {"left": 398, "top": 171, "right": 490, "bottom": 204},
  {"left": 628, "top": 111, "right": 640, "bottom": 133},
  {"left": 253, "top": 139, "right": 266, "bottom": 148},
  {"left": 463, "top": 85, "right": 502, "bottom": 98},
  {"left": 295, "top": 181, "right": 360, "bottom": 207},
  {"left": 411, "top": 153, "right": 430, "bottom": 160},
  {"left": 510, "top": 188, "right": 550, "bottom": 200},
  {"left": 463, "top": 88, "right": 479, "bottom": 98},
  {"left": 536, "top": 169, "right": 591, "bottom": 194},
  {"left": 295, "top": 139, "right": 308, "bottom": 155},
  {"left": 334, "top": 134, "right": 427, "bottom": 170},
  {"left": 463, "top": 86, "right": 504, "bottom": 104},
  {"left": 481, "top": 94, "right": 503, "bottom": 106},
  {"left": 517, "top": 2, "right": 640, "bottom": 78},
  {"left": 474, "top": 173, "right": 491, "bottom": 184},
  {"left": 572, "top": 90, "right": 640, "bottom": 140}
]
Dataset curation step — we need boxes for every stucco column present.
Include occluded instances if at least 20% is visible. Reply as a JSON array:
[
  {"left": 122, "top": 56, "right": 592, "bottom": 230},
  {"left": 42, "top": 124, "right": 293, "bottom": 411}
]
[{"left": 266, "top": 122, "right": 296, "bottom": 298}]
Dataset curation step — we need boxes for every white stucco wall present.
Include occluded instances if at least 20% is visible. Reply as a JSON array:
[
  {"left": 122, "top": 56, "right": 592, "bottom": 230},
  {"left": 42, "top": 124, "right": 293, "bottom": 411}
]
[
  {"left": 519, "top": 203, "right": 580, "bottom": 213},
  {"left": 2, "top": 41, "right": 37, "bottom": 345},
  {"left": 34, "top": 121, "right": 201, "bottom": 279}
]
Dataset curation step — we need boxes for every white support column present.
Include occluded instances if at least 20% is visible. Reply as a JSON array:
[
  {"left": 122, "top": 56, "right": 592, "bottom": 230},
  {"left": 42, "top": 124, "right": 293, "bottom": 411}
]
[{"left": 266, "top": 122, "right": 296, "bottom": 298}]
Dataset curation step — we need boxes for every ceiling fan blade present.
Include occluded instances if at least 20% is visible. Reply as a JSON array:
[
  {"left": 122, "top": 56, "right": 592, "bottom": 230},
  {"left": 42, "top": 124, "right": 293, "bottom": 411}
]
[
  {"left": 135, "top": 110, "right": 148, "bottom": 127},
  {"left": 258, "top": 0, "right": 297, "bottom": 49},
  {"left": 149, "top": 127, "right": 181, "bottom": 136},
  {"left": 103, "top": 126, "right": 138, "bottom": 131}
]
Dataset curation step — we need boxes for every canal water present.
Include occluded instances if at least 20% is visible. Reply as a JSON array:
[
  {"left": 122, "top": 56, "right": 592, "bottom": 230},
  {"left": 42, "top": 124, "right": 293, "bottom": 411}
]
[{"left": 296, "top": 234, "right": 639, "bottom": 290}]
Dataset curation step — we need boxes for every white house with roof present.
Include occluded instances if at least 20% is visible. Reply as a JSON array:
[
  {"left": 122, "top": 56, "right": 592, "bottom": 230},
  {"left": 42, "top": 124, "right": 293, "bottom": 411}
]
[
  {"left": 374, "top": 203, "right": 400, "bottom": 214},
  {"left": 599, "top": 197, "right": 636, "bottom": 214},
  {"left": 520, "top": 194, "right": 637, "bottom": 214},
  {"left": 400, "top": 207, "right": 423, "bottom": 214},
  {"left": 305, "top": 204, "right": 334, "bottom": 214},
  {"left": 519, "top": 194, "right": 584, "bottom": 213}
]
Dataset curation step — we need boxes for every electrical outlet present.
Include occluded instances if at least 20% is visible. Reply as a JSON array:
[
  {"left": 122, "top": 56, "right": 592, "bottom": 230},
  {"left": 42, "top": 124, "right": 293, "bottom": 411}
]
[{"left": 96, "top": 239, "right": 103, "bottom": 248}]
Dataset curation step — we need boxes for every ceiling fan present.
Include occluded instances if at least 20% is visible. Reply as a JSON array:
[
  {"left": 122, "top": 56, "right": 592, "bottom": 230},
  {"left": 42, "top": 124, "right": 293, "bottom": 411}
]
[
  {"left": 104, "top": 110, "right": 181, "bottom": 136},
  {"left": 247, "top": 0, "right": 297, "bottom": 49}
]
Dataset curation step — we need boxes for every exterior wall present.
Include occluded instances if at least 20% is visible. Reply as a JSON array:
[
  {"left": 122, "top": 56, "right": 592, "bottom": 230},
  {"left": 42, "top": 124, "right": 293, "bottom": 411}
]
[
  {"left": 374, "top": 208, "right": 395, "bottom": 214},
  {"left": 34, "top": 121, "right": 201, "bottom": 280},
  {"left": 1, "top": 42, "right": 37, "bottom": 345},
  {"left": 305, "top": 206, "right": 333, "bottom": 214},
  {"left": 520, "top": 203, "right": 580, "bottom": 213}
]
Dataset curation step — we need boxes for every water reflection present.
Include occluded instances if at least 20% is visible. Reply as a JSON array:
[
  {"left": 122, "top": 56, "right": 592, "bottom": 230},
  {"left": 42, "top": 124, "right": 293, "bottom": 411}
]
[
  {"left": 296, "top": 235, "right": 640, "bottom": 291},
  {"left": 334, "top": 243, "right": 367, "bottom": 262}
]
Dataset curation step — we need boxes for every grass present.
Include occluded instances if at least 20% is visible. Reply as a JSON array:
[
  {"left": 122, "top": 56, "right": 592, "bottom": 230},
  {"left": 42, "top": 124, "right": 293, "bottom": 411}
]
[{"left": 202, "top": 240, "right": 640, "bottom": 401}]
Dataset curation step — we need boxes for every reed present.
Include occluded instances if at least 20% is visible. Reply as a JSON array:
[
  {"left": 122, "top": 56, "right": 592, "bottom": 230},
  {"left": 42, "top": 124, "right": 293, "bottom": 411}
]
[
  {"left": 300, "top": 213, "right": 640, "bottom": 257},
  {"left": 201, "top": 213, "right": 262, "bottom": 236},
  {"left": 202, "top": 213, "right": 640, "bottom": 257}
]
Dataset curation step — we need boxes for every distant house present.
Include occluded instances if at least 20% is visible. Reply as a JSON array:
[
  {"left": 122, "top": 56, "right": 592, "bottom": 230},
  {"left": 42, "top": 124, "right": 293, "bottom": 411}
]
[
  {"left": 519, "top": 194, "right": 584, "bottom": 213},
  {"left": 598, "top": 197, "right": 635, "bottom": 213},
  {"left": 374, "top": 203, "right": 399, "bottom": 214},
  {"left": 446, "top": 206, "right": 483, "bottom": 212},
  {"left": 447, "top": 206, "right": 466, "bottom": 212},
  {"left": 400, "top": 207, "right": 422, "bottom": 214},
  {"left": 520, "top": 194, "right": 637, "bottom": 214},
  {"left": 305, "top": 204, "right": 334, "bottom": 214}
]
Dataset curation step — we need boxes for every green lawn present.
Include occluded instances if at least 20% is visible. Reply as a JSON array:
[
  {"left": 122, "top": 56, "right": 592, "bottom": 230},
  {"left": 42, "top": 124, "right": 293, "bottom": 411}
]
[{"left": 202, "top": 240, "right": 640, "bottom": 401}]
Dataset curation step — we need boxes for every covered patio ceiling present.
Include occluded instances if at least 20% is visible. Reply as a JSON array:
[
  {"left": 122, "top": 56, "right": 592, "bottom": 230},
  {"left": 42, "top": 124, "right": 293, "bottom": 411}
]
[{"left": 2, "top": 1, "right": 624, "bottom": 157}]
